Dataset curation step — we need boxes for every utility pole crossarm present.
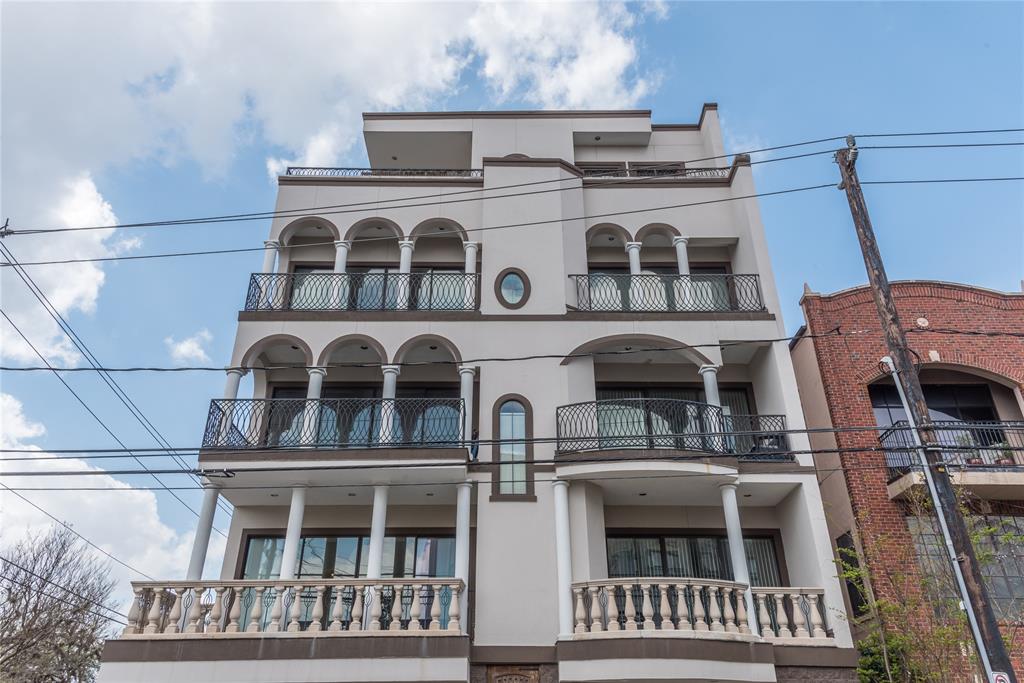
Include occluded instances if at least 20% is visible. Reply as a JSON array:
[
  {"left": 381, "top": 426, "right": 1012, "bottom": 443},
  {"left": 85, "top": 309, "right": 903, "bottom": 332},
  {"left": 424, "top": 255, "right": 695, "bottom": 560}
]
[{"left": 835, "top": 139, "right": 1016, "bottom": 682}]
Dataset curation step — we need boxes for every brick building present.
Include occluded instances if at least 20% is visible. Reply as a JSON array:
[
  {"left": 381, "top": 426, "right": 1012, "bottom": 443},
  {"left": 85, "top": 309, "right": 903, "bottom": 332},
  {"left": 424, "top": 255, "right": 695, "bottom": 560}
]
[{"left": 791, "top": 280, "right": 1024, "bottom": 675}]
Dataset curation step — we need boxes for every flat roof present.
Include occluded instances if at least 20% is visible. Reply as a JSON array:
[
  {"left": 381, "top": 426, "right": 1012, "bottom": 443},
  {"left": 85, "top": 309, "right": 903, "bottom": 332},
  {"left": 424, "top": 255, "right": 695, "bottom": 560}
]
[{"left": 363, "top": 109, "right": 652, "bottom": 120}]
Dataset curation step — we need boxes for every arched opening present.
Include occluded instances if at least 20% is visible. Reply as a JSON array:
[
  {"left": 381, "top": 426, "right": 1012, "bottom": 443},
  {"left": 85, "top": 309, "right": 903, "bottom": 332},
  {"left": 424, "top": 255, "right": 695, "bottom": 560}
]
[
  {"left": 392, "top": 336, "right": 465, "bottom": 447},
  {"left": 409, "top": 219, "right": 477, "bottom": 310},
  {"left": 343, "top": 218, "right": 405, "bottom": 310},
  {"left": 873, "top": 366, "right": 1023, "bottom": 471},
  {"left": 277, "top": 217, "right": 340, "bottom": 272}
]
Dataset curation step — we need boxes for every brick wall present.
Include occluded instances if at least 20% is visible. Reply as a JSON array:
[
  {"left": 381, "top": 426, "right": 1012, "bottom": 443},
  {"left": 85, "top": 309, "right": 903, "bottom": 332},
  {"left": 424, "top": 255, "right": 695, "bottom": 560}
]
[{"left": 800, "top": 281, "right": 1024, "bottom": 676}]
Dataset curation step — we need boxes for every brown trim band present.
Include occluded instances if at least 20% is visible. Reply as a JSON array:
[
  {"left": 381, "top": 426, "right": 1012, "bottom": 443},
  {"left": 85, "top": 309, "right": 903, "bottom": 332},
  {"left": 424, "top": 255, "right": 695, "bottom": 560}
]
[
  {"left": 651, "top": 103, "right": 719, "bottom": 131},
  {"left": 198, "top": 447, "right": 468, "bottom": 464},
  {"left": 556, "top": 637, "right": 773, "bottom": 663},
  {"left": 490, "top": 393, "right": 536, "bottom": 500},
  {"left": 102, "top": 635, "right": 470, "bottom": 662},
  {"left": 238, "top": 311, "right": 775, "bottom": 322},
  {"left": 772, "top": 645, "right": 860, "bottom": 667},
  {"left": 471, "top": 645, "right": 557, "bottom": 664},
  {"left": 482, "top": 157, "right": 582, "bottom": 176}
]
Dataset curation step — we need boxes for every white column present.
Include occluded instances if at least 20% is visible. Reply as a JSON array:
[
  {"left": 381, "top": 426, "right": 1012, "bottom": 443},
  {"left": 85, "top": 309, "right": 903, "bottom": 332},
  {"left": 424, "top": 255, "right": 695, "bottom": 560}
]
[
  {"left": 261, "top": 240, "right": 281, "bottom": 274},
  {"left": 454, "top": 481, "right": 472, "bottom": 631},
  {"left": 185, "top": 486, "right": 220, "bottom": 581},
  {"left": 721, "top": 483, "right": 758, "bottom": 634},
  {"left": 624, "top": 241, "right": 642, "bottom": 275},
  {"left": 396, "top": 239, "right": 415, "bottom": 309},
  {"left": 279, "top": 487, "right": 307, "bottom": 580},
  {"left": 462, "top": 241, "right": 479, "bottom": 308},
  {"left": 553, "top": 480, "right": 574, "bottom": 636},
  {"left": 699, "top": 365, "right": 723, "bottom": 452},
  {"left": 672, "top": 236, "right": 690, "bottom": 276},
  {"left": 333, "top": 240, "right": 352, "bottom": 273},
  {"left": 379, "top": 365, "right": 401, "bottom": 444},
  {"left": 301, "top": 367, "right": 327, "bottom": 446},
  {"left": 458, "top": 365, "right": 476, "bottom": 445},
  {"left": 366, "top": 485, "right": 390, "bottom": 579},
  {"left": 223, "top": 368, "right": 247, "bottom": 400}
]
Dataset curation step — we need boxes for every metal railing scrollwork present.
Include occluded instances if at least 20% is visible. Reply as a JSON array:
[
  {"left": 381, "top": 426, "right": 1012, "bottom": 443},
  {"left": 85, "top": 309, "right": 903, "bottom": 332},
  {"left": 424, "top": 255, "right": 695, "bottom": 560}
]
[
  {"left": 245, "top": 272, "right": 480, "bottom": 311},
  {"left": 555, "top": 398, "right": 788, "bottom": 458},
  {"left": 284, "top": 167, "right": 483, "bottom": 178},
  {"left": 203, "top": 398, "right": 464, "bottom": 450},
  {"left": 571, "top": 274, "right": 764, "bottom": 312},
  {"left": 880, "top": 420, "right": 1024, "bottom": 481}
]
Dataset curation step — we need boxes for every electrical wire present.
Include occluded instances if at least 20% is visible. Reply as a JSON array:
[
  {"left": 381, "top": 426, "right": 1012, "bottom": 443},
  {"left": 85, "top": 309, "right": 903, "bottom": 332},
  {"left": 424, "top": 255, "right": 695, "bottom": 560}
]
[
  {"left": 0, "top": 307, "right": 226, "bottom": 532},
  {"left": 0, "top": 555, "right": 131, "bottom": 620},
  {"left": 1, "top": 243, "right": 234, "bottom": 521},
  {"left": 0, "top": 573, "right": 128, "bottom": 626},
  {"left": 2, "top": 325, "right": 1020, "bottom": 375},
  {"left": 0, "top": 483, "right": 155, "bottom": 580},
  {"left": 862, "top": 177, "right": 1024, "bottom": 185},
  {"left": 6, "top": 126, "right": 1022, "bottom": 237}
]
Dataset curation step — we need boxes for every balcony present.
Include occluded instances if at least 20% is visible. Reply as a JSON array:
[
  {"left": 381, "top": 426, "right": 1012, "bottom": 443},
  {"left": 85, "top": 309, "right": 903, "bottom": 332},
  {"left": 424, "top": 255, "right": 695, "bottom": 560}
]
[
  {"left": 121, "top": 578, "right": 464, "bottom": 636},
  {"left": 881, "top": 420, "right": 1024, "bottom": 481},
  {"left": 245, "top": 272, "right": 480, "bottom": 312},
  {"left": 578, "top": 162, "right": 732, "bottom": 180},
  {"left": 571, "top": 273, "right": 764, "bottom": 313},
  {"left": 203, "top": 397, "right": 464, "bottom": 450},
  {"left": 570, "top": 579, "right": 832, "bottom": 643},
  {"left": 284, "top": 166, "right": 483, "bottom": 178},
  {"left": 556, "top": 398, "right": 788, "bottom": 459}
]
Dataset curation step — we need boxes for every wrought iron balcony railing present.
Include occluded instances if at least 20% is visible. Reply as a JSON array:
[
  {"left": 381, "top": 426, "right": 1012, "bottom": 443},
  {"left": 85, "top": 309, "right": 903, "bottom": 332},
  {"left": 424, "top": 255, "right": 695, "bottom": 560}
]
[
  {"left": 571, "top": 273, "right": 764, "bottom": 313},
  {"left": 245, "top": 272, "right": 481, "bottom": 311},
  {"left": 284, "top": 167, "right": 483, "bottom": 178},
  {"left": 580, "top": 165, "right": 731, "bottom": 180},
  {"left": 203, "top": 398, "right": 464, "bottom": 450},
  {"left": 555, "top": 398, "right": 789, "bottom": 458},
  {"left": 880, "top": 420, "right": 1024, "bottom": 481}
]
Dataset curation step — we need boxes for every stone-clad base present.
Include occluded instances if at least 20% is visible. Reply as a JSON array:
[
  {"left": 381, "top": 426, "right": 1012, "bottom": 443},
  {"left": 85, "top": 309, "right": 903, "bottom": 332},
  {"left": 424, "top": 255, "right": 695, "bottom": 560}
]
[{"left": 776, "top": 666, "right": 858, "bottom": 682}]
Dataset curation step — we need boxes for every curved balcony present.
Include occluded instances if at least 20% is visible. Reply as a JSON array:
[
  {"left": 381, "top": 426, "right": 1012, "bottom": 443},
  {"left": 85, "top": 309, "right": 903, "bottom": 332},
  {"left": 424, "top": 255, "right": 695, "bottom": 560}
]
[
  {"left": 245, "top": 272, "right": 480, "bottom": 312},
  {"left": 203, "top": 398, "right": 464, "bottom": 450},
  {"left": 555, "top": 398, "right": 788, "bottom": 459},
  {"left": 571, "top": 273, "right": 764, "bottom": 313}
]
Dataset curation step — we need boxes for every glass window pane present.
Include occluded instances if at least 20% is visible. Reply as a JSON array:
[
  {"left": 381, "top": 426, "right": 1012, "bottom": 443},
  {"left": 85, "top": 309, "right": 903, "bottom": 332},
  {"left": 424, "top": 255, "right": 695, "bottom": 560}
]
[
  {"left": 500, "top": 273, "right": 525, "bottom": 304},
  {"left": 298, "top": 537, "right": 328, "bottom": 578},
  {"left": 606, "top": 537, "right": 663, "bottom": 578},
  {"left": 499, "top": 401, "right": 527, "bottom": 494},
  {"left": 664, "top": 538, "right": 695, "bottom": 577},
  {"left": 333, "top": 537, "right": 360, "bottom": 577},
  {"left": 744, "top": 538, "right": 781, "bottom": 586},
  {"left": 243, "top": 537, "right": 285, "bottom": 579}
]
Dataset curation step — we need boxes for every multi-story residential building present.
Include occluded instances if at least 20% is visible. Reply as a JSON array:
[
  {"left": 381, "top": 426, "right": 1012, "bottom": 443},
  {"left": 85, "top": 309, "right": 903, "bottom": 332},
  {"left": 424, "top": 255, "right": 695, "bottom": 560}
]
[
  {"left": 792, "top": 280, "right": 1024, "bottom": 673},
  {"left": 98, "top": 104, "right": 857, "bottom": 683}
]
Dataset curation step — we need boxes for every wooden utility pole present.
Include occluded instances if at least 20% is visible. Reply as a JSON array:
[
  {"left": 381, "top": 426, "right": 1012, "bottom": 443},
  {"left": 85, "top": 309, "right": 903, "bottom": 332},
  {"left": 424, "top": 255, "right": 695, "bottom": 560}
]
[{"left": 835, "top": 137, "right": 1016, "bottom": 682}]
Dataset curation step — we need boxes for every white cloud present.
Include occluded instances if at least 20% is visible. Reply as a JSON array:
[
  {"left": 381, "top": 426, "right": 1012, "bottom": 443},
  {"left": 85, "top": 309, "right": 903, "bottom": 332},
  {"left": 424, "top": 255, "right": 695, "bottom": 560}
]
[
  {"left": 164, "top": 329, "right": 213, "bottom": 364},
  {"left": 2, "top": 2, "right": 661, "bottom": 363},
  {"left": 0, "top": 393, "right": 225, "bottom": 613}
]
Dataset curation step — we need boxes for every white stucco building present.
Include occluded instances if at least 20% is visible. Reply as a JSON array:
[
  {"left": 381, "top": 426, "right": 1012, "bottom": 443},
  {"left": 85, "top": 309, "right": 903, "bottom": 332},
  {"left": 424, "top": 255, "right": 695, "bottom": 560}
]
[{"left": 99, "top": 104, "right": 857, "bottom": 683}]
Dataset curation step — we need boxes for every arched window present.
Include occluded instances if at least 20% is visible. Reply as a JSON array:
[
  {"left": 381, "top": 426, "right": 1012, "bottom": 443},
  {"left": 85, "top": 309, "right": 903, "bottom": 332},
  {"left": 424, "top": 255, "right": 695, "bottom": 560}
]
[{"left": 494, "top": 396, "right": 533, "bottom": 498}]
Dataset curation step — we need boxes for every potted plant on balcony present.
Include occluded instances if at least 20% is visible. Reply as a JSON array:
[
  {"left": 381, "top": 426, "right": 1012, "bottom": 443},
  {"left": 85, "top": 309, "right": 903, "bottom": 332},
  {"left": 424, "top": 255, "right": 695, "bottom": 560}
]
[
  {"left": 992, "top": 441, "right": 1016, "bottom": 466},
  {"left": 954, "top": 433, "right": 983, "bottom": 466}
]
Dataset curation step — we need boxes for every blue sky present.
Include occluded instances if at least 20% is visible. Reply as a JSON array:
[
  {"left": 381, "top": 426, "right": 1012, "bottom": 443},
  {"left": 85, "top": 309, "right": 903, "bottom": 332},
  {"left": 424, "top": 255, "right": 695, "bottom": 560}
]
[{"left": 1, "top": 1, "right": 1021, "bottom": 593}]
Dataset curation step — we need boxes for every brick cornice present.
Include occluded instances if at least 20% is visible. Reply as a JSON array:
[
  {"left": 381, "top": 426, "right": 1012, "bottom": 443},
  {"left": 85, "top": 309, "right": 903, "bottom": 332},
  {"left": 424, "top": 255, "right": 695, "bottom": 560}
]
[{"left": 802, "top": 280, "right": 1024, "bottom": 313}]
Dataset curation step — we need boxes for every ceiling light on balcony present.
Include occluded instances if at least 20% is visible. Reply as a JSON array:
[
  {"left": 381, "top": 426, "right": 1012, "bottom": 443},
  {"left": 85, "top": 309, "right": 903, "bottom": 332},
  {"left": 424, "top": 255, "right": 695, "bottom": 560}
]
[
  {"left": 594, "top": 136, "right": 601, "bottom": 141},
  {"left": 392, "top": 156, "right": 398, "bottom": 161},
  {"left": 638, "top": 492, "right": 647, "bottom": 497},
  {"left": 290, "top": 345, "right": 299, "bottom": 350},
  {"left": 624, "top": 346, "right": 632, "bottom": 351},
  {"left": 429, "top": 345, "right": 438, "bottom": 350},
  {"left": 743, "top": 494, "right": 752, "bottom": 498},
  {"left": 347, "top": 492, "right": 357, "bottom": 497},
  {"left": 269, "top": 493, "right": 279, "bottom": 498},
  {"left": 426, "top": 492, "right": 434, "bottom": 497},
  {"left": 360, "top": 345, "right": 368, "bottom": 350}
]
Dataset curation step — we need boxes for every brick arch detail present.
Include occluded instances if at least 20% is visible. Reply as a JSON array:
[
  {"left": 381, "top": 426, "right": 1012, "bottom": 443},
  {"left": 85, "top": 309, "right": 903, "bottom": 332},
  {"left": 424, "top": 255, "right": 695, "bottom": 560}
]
[{"left": 852, "top": 352, "right": 1024, "bottom": 387}]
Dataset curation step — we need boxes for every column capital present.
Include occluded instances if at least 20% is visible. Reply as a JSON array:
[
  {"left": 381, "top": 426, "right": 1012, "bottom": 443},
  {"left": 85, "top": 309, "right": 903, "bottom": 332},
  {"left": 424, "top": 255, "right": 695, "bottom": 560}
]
[
  {"left": 457, "top": 365, "right": 477, "bottom": 377},
  {"left": 456, "top": 480, "right": 473, "bottom": 491},
  {"left": 333, "top": 239, "right": 352, "bottom": 250},
  {"left": 381, "top": 364, "right": 402, "bottom": 377},
  {"left": 462, "top": 240, "right": 480, "bottom": 251},
  {"left": 264, "top": 239, "right": 281, "bottom": 249},
  {"left": 698, "top": 364, "right": 720, "bottom": 376},
  {"left": 624, "top": 241, "right": 642, "bottom": 252},
  {"left": 306, "top": 367, "right": 328, "bottom": 378},
  {"left": 398, "top": 239, "right": 415, "bottom": 249},
  {"left": 672, "top": 235, "right": 690, "bottom": 246},
  {"left": 552, "top": 479, "right": 570, "bottom": 490},
  {"left": 718, "top": 481, "right": 739, "bottom": 492},
  {"left": 225, "top": 367, "right": 249, "bottom": 378}
]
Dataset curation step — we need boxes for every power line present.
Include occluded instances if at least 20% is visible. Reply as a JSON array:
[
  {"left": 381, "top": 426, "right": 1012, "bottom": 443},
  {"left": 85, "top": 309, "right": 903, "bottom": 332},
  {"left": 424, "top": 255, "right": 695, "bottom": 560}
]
[
  {"left": 2, "top": 325, "right": 1020, "bottom": 375},
  {"left": 0, "top": 307, "right": 225, "bottom": 532},
  {"left": 862, "top": 176, "right": 1024, "bottom": 185},
  {"left": 0, "top": 483, "right": 155, "bottom": 580},
  {"left": 6, "top": 126, "right": 1022, "bottom": 237},
  {"left": 0, "top": 555, "right": 130, "bottom": 620},
  {"left": 0, "top": 573, "right": 128, "bottom": 626},
  {"left": 6, "top": 136, "right": 849, "bottom": 236},
  {"left": 857, "top": 127, "right": 1024, "bottom": 138},
  {"left": 1, "top": 243, "right": 233, "bottom": 521}
]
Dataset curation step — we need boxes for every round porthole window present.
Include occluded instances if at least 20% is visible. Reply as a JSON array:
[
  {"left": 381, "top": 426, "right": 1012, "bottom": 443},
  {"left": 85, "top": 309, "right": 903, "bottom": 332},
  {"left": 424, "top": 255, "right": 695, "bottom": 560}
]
[{"left": 495, "top": 268, "right": 530, "bottom": 309}]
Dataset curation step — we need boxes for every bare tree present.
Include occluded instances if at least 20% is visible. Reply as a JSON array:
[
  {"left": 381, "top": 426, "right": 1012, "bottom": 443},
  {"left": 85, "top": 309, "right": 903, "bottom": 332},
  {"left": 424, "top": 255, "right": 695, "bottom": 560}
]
[{"left": 0, "top": 527, "right": 118, "bottom": 682}]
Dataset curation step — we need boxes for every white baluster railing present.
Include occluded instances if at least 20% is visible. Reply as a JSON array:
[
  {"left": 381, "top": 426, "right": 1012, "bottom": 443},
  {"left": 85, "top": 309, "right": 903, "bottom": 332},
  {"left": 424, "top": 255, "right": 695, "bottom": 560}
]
[
  {"left": 119, "top": 579, "right": 465, "bottom": 637},
  {"left": 750, "top": 587, "right": 832, "bottom": 641},
  {"left": 569, "top": 580, "right": 834, "bottom": 642}
]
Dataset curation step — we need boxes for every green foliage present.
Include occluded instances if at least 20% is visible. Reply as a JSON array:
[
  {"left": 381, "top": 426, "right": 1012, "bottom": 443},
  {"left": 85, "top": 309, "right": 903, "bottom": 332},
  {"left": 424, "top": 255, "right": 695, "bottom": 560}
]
[{"left": 856, "top": 629, "right": 926, "bottom": 682}]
